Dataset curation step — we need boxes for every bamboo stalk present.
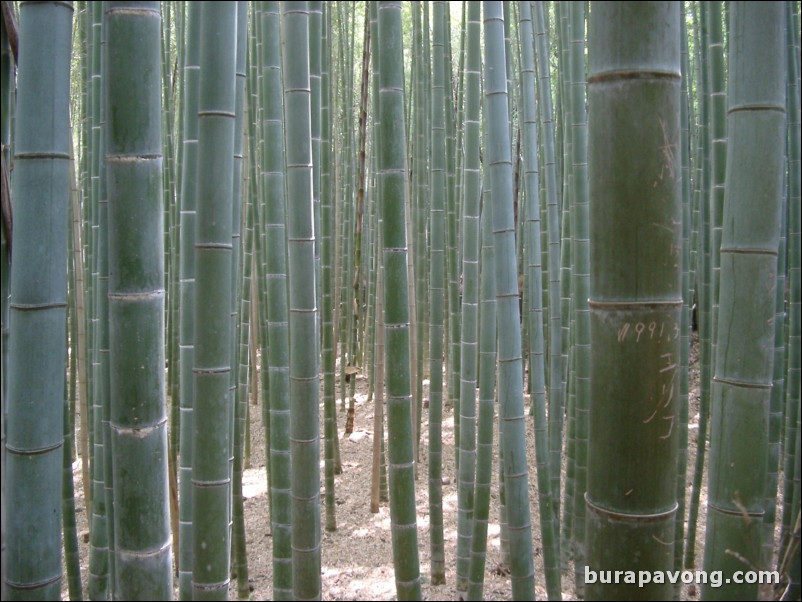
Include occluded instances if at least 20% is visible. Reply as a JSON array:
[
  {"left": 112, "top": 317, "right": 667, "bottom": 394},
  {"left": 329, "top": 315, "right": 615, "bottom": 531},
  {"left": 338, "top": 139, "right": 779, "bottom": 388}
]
[
  {"left": 5, "top": 2, "right": 73, "bottom": 599},
  {"left": 192, "top": 4, "right": 238, "bottom": 599},
  {"left": 483, "top": 3, "right": 535, "bottom": 598},
  {"left": 702, "top": 4, "right": 786, "bottom": 598},
  {"left": 105, "top": 2, "right": 173, "bottom": 598},
  {"left": 586, "top": 4, "right": 682, "bottom": 599},
  {"left": 377, "top": 3, "right": 422, "bottom": 598},
  {"left": 281, "top": 3, "right": 322, "bottom": 598}
]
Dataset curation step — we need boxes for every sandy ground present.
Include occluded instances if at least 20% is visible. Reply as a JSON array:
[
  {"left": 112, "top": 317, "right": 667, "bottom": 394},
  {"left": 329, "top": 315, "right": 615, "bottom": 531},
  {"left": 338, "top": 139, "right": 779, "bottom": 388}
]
[{"left": 61, "top": 337, "right": 720, "bottom": 600}]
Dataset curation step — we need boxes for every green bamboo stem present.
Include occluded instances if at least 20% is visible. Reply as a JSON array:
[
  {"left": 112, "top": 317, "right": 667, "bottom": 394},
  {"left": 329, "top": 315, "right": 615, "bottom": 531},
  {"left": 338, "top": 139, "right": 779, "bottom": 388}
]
[
  {"left": 227, "top": 4, "right": 245, "bottom": 449},
  {"left": 69, "top": 115, "right": 93, "bottom": 522},
  {"left": 252, "top": 3, "right": 273, "bottom": 510},
  {"left": 411, "top": 0, "right": 428, "bottom": 459},
  {"left": 765, "top": 7, "right": 796, "bottom": 560},
  {"left": 586, "top": 5, "right": 682, "bottom": 599},
  {"left": 260, "top": 3, "right": 292, "bottom": 597},
  {"left": 444, "top": 2, "right": 461, "bottom": 468},
  {"left": 702, "top": 4, "right": 786, "bottom": 599},
  {"left": 707, "top": 1, "right": 726, "bottom": 374},
  {"left": 66, "top": 198, "right": 78, "bottom": 539},
  {"left": 177, "top": 3, "right": 200, "bottom": 598},
  {"left": 467, "top": 168, "right": 497, "bottom": 602},
  {"left": 62, "top": 335, "right": 83, "bottom": 602},
  {"left": 281, "top": 4, "right": 322, "bottom": 599},
  {"left": 764, "top": 194, "right": 788, "bottom": 570},
  {"left": 310, "top": 0, "right": 323, "bottom": 344},
  {"left": 674, "top": 9, "right": 693, "bottom": 593},
  {"left": 84, "top": 17, "right": 107, "bottom": 594},
  {"left": 519, "top": 3, "right": 560, "bottom": 598},
  {"left": 377, "top": 4, "right": 422, "bottom": 598},
  {"left": 232, "top": 220, "right": 252, "bottom": 602},
  {"left": 371, "top": 211, "right": 385, "bottom": 515},
  {"left": 0, "top": 7, "right": 12, "bottom": 593},
  {"left": 453, "top": 2, "right": 467, "bottom": 279},
  {"left": 404, "top": 61, "right": 421, "bottom": 486},
  {"left": 88, "top": 2, "right": 116, "bottom": 594},
  {"left": 455, "top": 1, "right": 481, "bottom": 594},
  {"left": 483, "top": 3, "right": 535, "bottom": 598},
  {"left": 354, "top": 4, "right": 370, "bottom": 366},
  {"left": 533, "top": 0, "right": 564, "bottom": 530},
  {"left": 566, "top": 4, "right": 591, "bottom": 590},
  {"left": 366, "top": 0, "right": 381, "bottom": 409},
  {"left": 337, "top": 2, "right": 357, "bottom": 424},
  {"left": 557, "top": 1, "right": 576, "bottom": 566},
  {"left": 428, "top": 0, "right": 447, "bottom": 587},
  {"left": 234, "top": 97, "right": 258, "bottom": 595},
  {"left": 332, "top": 3, "right": 345, "bottom": 419},
  {"left": 418, "top": 2, "right": 430, "bottom": 451},
  {"left": 229, "top": 4, "right": 249, "bottom": 595},
  {"left": 368, "top": 1, "right": 382, "bottom": 510},
  {"left": 5, "top": 2, "right": 72, "bottom": 599},
  {"left": 684, "top": 1, "right": 712, "bottom": 569},
  {"left": 423, "top": 3, "right": 432, "bottom": 419},
  {"left": 97, "top": 5, "right": 120, "bottom": 591},
  {"left": 105, "top": 3, "right": 173, "bottom": 598},
  {"left": 320, "top": 0, "right": 338, "bottom": 535},
  {"left": 161, "top": 0, "right": 181, "bottom": 482},
  {"left": 192, "top": 3, "right": 238, "bottom": 599},
  {"left": 365, "top": 161, "right": 378, "bottom": 407},
  {"left": 780, "top": 0, "right": 801, "bottom": 565}
]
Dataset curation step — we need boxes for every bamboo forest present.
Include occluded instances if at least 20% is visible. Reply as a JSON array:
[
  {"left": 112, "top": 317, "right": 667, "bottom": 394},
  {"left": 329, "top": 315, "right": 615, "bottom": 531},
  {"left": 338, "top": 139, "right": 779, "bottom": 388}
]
[{"left": 1, "top": 1, "right": 801, "bottom": 601}]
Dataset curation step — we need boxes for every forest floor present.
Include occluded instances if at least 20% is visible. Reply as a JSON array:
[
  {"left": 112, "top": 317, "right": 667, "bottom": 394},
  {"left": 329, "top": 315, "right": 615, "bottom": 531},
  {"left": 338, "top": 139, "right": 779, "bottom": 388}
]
[{"left": 62, "top": 336, "right": 713, "bottom": 601}]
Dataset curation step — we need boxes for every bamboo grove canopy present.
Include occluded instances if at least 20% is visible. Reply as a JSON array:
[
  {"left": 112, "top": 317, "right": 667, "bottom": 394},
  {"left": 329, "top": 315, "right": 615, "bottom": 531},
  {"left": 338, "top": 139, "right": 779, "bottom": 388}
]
[{"left": 0, "top": 1, "right": 800, "bottom": 601}]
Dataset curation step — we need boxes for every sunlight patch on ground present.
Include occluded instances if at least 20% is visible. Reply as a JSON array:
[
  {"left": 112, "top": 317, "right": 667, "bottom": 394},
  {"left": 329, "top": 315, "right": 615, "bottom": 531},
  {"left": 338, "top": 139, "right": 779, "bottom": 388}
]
[
  {"left": 488, "top": 522, "right": 501, "bottom": 548},
  {"left": 241, "top": 467, "right": 268, "bottom": 499},
  {"left": 322, "top": 564, "right": 397, "bottom": 600}
]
